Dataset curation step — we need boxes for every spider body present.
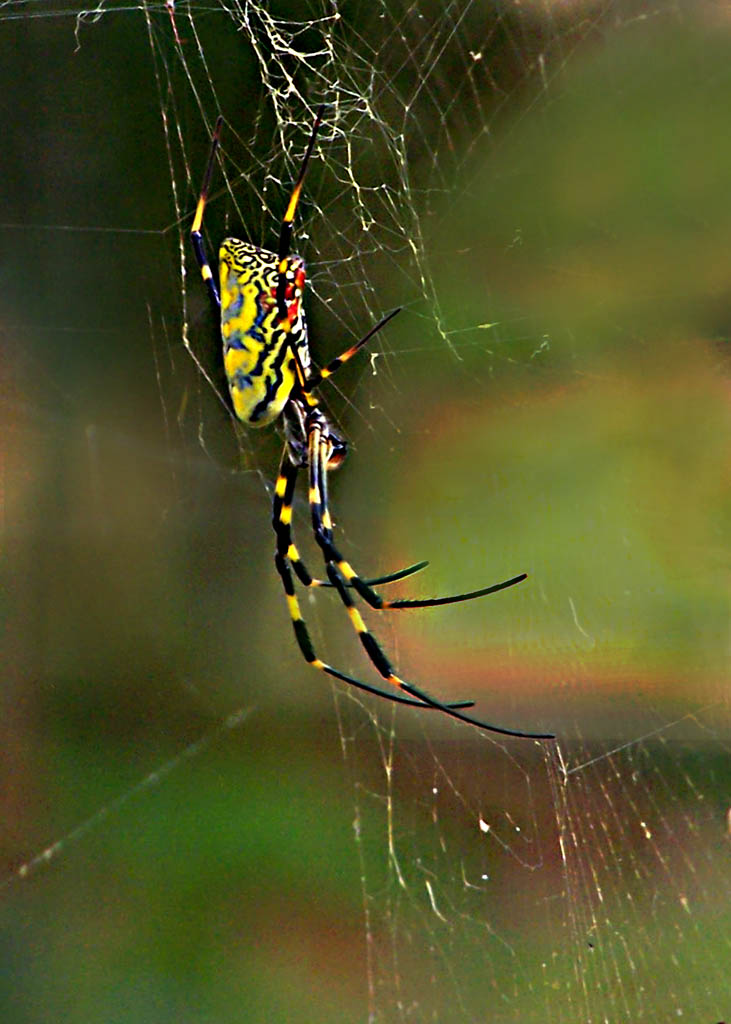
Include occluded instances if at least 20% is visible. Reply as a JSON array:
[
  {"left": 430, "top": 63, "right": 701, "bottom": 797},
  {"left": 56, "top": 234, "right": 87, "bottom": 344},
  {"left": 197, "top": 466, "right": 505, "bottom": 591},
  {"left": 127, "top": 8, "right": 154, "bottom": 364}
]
[
  {"left": 219, "top": 240, "right": 309, "bottom": 426},
  {"left": 190, "top": 109, "right": 553, "bottom": 740}
]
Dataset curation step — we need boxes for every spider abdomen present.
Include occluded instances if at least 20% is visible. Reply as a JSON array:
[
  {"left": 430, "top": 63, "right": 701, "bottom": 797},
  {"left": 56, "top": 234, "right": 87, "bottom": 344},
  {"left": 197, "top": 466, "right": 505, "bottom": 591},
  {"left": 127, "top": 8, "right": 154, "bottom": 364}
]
[{"left": 219, "top": 238, "right": 310, "bottom": 427}]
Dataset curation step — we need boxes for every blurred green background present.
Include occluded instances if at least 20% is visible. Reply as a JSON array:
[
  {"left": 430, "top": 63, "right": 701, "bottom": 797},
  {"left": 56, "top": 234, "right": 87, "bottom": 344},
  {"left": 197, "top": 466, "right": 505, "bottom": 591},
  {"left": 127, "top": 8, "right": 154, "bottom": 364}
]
[{"left": 2, "top": 3, "right": 729, "bottom": 1021}]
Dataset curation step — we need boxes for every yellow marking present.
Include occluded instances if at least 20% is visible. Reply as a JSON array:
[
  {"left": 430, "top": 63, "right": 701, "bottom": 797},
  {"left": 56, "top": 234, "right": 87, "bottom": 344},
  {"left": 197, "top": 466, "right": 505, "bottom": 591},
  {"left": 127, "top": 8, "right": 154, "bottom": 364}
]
[
  {"left": 275, "top": 475, "right": 287, "bottom": 498},
  {"left": 347, "top": 606, "right": 367, "bottom": 634},
  {"left": 321, "top": 509, "right": 332, "bottom": 531},
  {"left": 284, "top": 182, "right": 303, "bottom": 223},
  {"left": 224, "top": 346, "right": 257, "bottom": 376},
  {"left": 231, "top": 390, "right": 251, "bottom": 422},
  {"left": 319, "top": 367, "right": 331, "bottom": 379},
  {"left": 280, "top": 506, "right": 292, "bottom": 526},
  {"left": 222, "top": 312, "right": 265, "bottom": 341},
  {"left": 192, "top": 196, "right": 205, "bottom": 233},
  {"left": 286, "top": 595, "right": 301, "bottom": 621},
  {"left": 311, "top": 658, "right": 325, "bottom": 670},
  {"left": 287, "top": 543, "right": 300, "bottom": 561},
  {"left": 388, "top": 674, "right": 404, "bottom": 690},
  {"left": 308, "top": 486, "right": 320, "bottom": 505},
  {"left": 201, "top": 264, "right": 212, "bottom": 281},
  {"left": 338, "top": 561, "right": 355, "bottom": 582}
]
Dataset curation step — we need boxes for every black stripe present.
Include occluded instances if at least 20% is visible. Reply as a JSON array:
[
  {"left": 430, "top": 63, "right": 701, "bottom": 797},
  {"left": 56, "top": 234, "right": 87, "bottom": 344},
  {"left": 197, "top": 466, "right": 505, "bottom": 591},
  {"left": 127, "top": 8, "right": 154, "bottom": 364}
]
[
  {"left": 360, "top": 632, "right": 393, "bottom": 678},
  {"left": 250, "top": 327, "right": 302, "bottom": 423},
  {"left": 293, "top": 619, "right": 316, "bottom": 662},
  {"left": 274, "top": 552, "right": 295, "bottom": 596}
]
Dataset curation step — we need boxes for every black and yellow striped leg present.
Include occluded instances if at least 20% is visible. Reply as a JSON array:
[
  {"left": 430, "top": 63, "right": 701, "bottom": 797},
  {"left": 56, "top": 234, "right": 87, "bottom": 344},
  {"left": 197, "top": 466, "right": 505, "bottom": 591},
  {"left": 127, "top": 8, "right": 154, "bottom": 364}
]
[
  {"left": 272, "top": 451, "right": 431, "bottom": 591},
  {"left": 302, "top": 308, "right": 402, "bottom": 392},
  {"left": 323, "top": 563, "right": 553, "bottom": 739},
  {"left": 272, "top": 455, "right": 311, "bottom": 587},
  {"left": 308, "top": 427, "right": 527, "bottom": 612},
  {"left": 272, "top": 518, "right": 474, "bottom": 713},
  {"left": 306, "top": 432, "right": 553, "bottom": 738},
  {"left": 308, "top": 422, "right": 332, "bottom": 546},
  {"left": 276, "top": 105, "right": 325, "bottom": 326},
  {"left": 305, "top": 429, "right": 415, "bottom": 683},
  {"left": 191, "top": 115, "right": 223, "bottom": 309},
  {"left": 277, "top": 105, "right": 325, "bottom": 265},
  {"left": 270, "top": 444, "right": 474, "bottom": 710},
  {"left": 327, "top": 528, "right": 526, "bottom": 610},
  {"left": 273, "top": 551, "right": 475, "bottom": 711}
]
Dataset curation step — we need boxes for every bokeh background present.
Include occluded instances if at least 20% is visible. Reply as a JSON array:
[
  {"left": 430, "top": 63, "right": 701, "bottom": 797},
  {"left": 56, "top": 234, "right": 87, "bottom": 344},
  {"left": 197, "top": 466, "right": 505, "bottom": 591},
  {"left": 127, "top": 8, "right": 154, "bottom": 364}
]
[{"left": 2, "top": 2, "right": 729, "bottom": 1021}]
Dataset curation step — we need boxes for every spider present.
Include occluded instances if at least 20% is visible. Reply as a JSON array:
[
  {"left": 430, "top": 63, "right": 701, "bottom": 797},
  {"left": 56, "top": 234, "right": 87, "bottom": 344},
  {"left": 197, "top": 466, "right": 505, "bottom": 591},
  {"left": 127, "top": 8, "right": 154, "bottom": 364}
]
[{"left": 190, "top": 107, "right": 553, "bottom": 740}]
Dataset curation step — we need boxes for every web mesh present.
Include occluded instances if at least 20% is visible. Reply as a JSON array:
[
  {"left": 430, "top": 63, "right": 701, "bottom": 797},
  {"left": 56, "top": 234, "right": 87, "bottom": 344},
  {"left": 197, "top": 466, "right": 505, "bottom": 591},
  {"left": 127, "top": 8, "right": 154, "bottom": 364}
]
[{"left": 2, "top": 2, "right": 729, "bottom": 1022}]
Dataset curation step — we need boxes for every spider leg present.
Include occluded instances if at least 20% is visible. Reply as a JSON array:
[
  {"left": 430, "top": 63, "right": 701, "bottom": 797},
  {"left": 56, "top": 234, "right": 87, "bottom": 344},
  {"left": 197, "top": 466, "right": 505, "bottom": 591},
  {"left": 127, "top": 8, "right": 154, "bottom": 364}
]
[
  {"left": 325, "top": 562, "right": 553, "bottom": 739},
  {"left": 272, "top": 452, "right": 428, "bottom": 590},
  {"left": 333, "top": 561, "right": 430, "bottom": 589},
  {"left": 273, "top": 552, "right": 474, "bottom": 711},
  {"left": 270, "top": 451, "right": 475, "bottom": 712},
  {"left": 191, "top": 115, "right": 223, "bottom": 309},
  {"left": 276, "top": 105, "right": 325, "bottom": 264},
  {"left": 307, "top": 423, "right": 527, "bottom": 611},
  {"left": 302, "top": 308, "right": 402, "bottom": 392},
  {"left": 307, "top": 427, "right": 553, "bottom": 739},
  {"left": 297, "top": 304, "right": 525, "bottom": 601},
  {"left": 297, "top": 301, "right": 524, "bottom": 604},
  {"left": 276, "top": 105, "right": 325, "bottom": 326},
  {"left": 271, "top": 110, "right": 398, "bottom": 402},
  {"left": 386, "top": 573, "right": 528, "bottom": 607},
  {"left": 272, "top": 455, "right": 316, "bottom": 589}
]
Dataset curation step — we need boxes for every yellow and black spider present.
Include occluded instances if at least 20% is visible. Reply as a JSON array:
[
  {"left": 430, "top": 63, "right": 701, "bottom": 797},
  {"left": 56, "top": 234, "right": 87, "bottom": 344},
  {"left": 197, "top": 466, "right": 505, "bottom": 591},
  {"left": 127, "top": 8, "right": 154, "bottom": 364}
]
[{"left": 190, "top": 107, "right": 553, "bottom": 740}]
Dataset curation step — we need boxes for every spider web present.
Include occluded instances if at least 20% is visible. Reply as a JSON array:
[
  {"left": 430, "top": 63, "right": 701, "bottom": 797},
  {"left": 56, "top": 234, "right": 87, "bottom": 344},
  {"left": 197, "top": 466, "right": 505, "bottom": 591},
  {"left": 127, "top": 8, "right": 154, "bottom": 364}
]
[{"left": 2, "top": 2, "right": 730, "bottom": 1022}]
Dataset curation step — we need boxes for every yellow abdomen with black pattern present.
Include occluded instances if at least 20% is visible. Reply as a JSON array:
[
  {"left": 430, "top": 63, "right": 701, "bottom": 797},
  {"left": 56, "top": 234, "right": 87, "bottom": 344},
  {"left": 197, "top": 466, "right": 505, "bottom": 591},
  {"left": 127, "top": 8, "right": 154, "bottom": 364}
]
[{"left": 219, "top": 239, "right": 310, "bottom": 427}]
